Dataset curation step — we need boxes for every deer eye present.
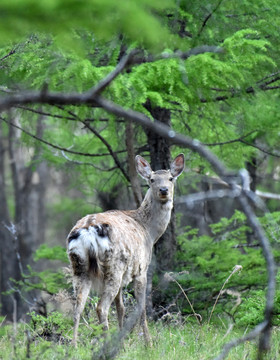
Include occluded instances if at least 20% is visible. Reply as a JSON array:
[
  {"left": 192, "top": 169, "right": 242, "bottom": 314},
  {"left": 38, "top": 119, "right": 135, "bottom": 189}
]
[
  {"left": 150, "top": 178, "right": 155, "bottom": 183},
  {"left": 169, "top": 177, "right": 173, "bottom": 182}
]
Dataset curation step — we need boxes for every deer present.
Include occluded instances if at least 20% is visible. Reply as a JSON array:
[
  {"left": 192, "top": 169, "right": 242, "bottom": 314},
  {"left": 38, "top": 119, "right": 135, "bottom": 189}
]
[{"left": 67, "top": 153, "right": 184, "bottom": 347}]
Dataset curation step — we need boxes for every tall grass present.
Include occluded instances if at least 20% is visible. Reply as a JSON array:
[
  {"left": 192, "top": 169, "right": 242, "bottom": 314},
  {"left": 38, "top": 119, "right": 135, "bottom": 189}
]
[{"left": 1, "top": 318, "right": 279, "bottom": 360}]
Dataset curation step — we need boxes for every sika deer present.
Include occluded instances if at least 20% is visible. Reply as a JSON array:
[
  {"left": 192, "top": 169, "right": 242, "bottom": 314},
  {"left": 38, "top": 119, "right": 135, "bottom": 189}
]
[{"left": 67, "top": 154, "right": 184, "bottom": 346}]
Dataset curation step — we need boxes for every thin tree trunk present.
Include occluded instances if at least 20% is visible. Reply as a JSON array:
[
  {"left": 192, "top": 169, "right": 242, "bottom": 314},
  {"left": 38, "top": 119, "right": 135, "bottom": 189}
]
[
  {"left": 0, "top": 122, "right": 21, "bottom": 320},
  {"left": 9, "top": 117, "right": 47, "bottom": 271},
  {"left": 143, "top": 102, "right": 177, "bottom": 315},
  {"left": 125, "top": 120, "right": 142, "bottom": 207},
  {"left": 0, "top": 115, "right": 48, "bottom": 319}
]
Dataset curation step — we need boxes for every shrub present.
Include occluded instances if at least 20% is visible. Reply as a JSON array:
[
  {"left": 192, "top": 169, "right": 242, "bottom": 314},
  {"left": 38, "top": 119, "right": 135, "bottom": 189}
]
[{"left": 164, "top": 210, "right": 280, "bottom": 326}]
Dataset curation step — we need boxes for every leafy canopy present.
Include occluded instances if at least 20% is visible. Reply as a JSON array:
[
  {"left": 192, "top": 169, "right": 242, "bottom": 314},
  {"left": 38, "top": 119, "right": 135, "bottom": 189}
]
[{"left": 1, "top": 0, "right": 280, "bottom": 223}]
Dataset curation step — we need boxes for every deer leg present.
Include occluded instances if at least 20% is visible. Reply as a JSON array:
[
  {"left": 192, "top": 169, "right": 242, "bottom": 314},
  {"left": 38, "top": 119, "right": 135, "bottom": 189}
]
[
  {"left": 72, "top": 277, "right": 91, "bottom": 347},
  {"left": 115, "top": 287, "right": 125, "bottom": 329},
  {"left": 96, "top": 281, "right": 121, "bottom": 332},
  {"left": 134, "top": 277, "right": 152, "bottom": 346}
]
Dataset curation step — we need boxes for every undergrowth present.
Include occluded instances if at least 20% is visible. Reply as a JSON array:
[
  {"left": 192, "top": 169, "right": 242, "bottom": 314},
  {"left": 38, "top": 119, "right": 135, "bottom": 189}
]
[
  {"left": 0, "top": 318, "right": 280, "bottom": 360},
  {"left": 1, "top": 210, "right": 280, "bottom": 359}
]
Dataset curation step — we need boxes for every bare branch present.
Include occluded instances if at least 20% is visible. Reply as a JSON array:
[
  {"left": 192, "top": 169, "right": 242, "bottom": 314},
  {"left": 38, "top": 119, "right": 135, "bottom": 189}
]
[
  {"left": 256, "top": 190, "right": 280, "bottom": 200},
  {"left": 176, "top": 188, "right": 241, "bottom": 207},
  {"left": 88, "top": 50, "right": 137, "bottom": 96},
  {"left": 16, "top": 105, "right": 76, "bottom": 121},
  {"left": 204, "top": 130, "right": 257, "bottom": 146},
  {"left": 160, "top": 45, "right": 224, "bottom": 60},
  {"left": 237, "top": 193, "right": 275, "bottom": 356},
  {"left": 130, "top": 46, "right": 224, "bottom": 65},
  {"left": 0, "top": 86, "right": 14, "bottom": 94},
  {"left": 0, "top": 48, "right": 16, "bottom": 62},
  {"left": 0, "top": 117, "right": 110, "bottom": 158},
  {"left": 240, "top": 140, "right": 280, "bottom": 158},
  {"left": 262, "top": 85, "right": 280, "bottom": 91},
  {"left": 256, "top": 70, "right": 280, "bottom": 84},
  {"left": 94, "top": 308, "right": 142, "bottom": 360},
  {"left": 0, "top": 89, "right": 100, "bottom": 111},
  {"left": 81, "top": 119, "right": 130, "bottom": 182},
  {"left": 197, "top": 0, "right": 225, "bottom": 37},
  {"left": 260, "top": 76, "right": 280, "bottom": 88},
  {"left": 60, "top": 151, "right": 117, "bottom": 171},
  {"left": 214, "top": 321, "right": 268, "bottom": 360}
]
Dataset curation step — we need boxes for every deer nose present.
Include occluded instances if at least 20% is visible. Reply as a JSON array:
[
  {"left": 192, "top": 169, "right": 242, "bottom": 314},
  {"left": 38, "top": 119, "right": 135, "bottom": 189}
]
[{"left": 160, "top": 187, "right": 168, "bottom": 196}]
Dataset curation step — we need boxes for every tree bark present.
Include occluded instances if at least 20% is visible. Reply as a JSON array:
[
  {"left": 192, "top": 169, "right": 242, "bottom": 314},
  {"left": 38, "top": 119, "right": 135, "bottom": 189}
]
[
  {"left": 143, "top": 102, "right": 177, "bottom": 315},
  {"left": 0, "top": 122, "right": 21, "bottom": 320},
  {"left": 125, "top": 120, "right": 142, "bottom": 207},
  {"left": 0, "top": 116, "right": 48, "bottom": 320}
]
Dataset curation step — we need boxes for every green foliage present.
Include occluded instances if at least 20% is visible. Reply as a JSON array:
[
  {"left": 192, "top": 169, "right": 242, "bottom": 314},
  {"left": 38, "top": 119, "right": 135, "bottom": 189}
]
[
  {"left": 29, "top": 310, "right": 72, "bottom": 340},
  {"left": 7, "top": 244, "right": 69, "bottom": 298},
  {"left": 22, "top": 266, "right": 67, "bottom": 294},
  {"left": 235, "top": 287, "right": 280, "bottom": 327},
  {"left": 1, "top": 0, "right": 280, "bottom": 179},
  {"left": 0, "top": 0, "right": 178, "bottom": 51},
  {"left": 29, "top": 245, "right": 68, "bottom": 294},
  {"left": 34, "top": 244, "right": 68, "bottom": 262},
  {"left": 173, "top": 210, "right": 280, "bottom": 326}
]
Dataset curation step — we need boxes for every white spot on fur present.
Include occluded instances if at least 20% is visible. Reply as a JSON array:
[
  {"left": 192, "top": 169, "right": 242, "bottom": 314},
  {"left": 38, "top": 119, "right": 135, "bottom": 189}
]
[{"left": 68, "top": 226, "right": 110, "bottom": 261}]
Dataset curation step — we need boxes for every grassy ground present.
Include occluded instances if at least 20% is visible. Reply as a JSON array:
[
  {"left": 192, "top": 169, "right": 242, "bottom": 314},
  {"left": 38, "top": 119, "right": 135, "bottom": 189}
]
[{"left": 0, "top": 317, "right": 279, "bottom": 360}]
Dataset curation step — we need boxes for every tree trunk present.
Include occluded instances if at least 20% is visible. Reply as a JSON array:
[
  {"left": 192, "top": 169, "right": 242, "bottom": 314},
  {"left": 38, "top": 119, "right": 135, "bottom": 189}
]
[
  {"left": 0, "top": 122, "right": 21, "bottom": 320},
  {"left": 8, "top": 119, "right": 48, "bottom": 271},
  {"left": 246, "top": 156, "right": 257, "bottom": 193},
  {"left": 143, "top": 102, "right": 177, "bottom": 315},
  {"left": 125, "top": 120, "right": 142, "bottom": 207},
  {"left": 0, "top": 117, "right": 48, "bottom": 320}
]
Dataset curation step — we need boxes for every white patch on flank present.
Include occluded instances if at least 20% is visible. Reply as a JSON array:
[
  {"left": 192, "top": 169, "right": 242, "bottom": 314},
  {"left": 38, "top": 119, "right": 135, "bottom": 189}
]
[{"left": 68, "top": 226, "right": 110, "bottom": 261}]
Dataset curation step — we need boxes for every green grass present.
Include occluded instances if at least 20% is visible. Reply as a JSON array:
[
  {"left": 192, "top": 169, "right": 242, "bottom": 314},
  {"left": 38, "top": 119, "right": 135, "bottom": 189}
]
[
  {"left": 118, "top": 323, "right": 280, "bottom": 360},
  {"left": 0, "top": 319, "right": 280, "bottom": 360}
]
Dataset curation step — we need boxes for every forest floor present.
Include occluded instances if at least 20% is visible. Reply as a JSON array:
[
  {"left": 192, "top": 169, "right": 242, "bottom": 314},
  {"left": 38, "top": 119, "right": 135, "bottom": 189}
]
[{"left": 0, "top": 318, "right": 279, "bottom": 360}]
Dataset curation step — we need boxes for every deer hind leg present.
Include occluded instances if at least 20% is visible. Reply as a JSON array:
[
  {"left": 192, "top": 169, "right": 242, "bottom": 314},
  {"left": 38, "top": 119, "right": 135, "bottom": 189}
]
[
  {"left": 96, "top": 279, "right": 122, "bottom": 332},
  {"left": 115, "top": 287, "right": 125, "bottom": 329},
  {"left": 134, "top": 277, "right": 152, "bottom": 346},
  {"left": 72, "top": 277, "right": 91, "bottom": 347}
]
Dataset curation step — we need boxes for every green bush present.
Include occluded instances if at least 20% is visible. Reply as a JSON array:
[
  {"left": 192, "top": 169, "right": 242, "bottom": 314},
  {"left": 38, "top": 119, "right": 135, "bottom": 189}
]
[
  {"left": 8, "top": 244, "right": 70, "bottom": 297},
  {"left": 169, "top": 210, "right": 280, "bottom": 326},
  {"left": 30, "top": 310, "right": 72, "bottom": 341}
]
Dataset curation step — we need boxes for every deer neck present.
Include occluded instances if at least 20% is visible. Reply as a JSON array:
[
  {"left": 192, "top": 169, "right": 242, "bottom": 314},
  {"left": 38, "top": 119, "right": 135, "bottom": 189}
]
[{"left": 133, "top": 188, "right": 173, "bottom": 244}]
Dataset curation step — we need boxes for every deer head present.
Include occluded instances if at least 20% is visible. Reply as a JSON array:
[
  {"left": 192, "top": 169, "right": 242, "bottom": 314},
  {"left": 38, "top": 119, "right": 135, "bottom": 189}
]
[{"left": 135, "top": 153, "right": 185, "bottom": 203}]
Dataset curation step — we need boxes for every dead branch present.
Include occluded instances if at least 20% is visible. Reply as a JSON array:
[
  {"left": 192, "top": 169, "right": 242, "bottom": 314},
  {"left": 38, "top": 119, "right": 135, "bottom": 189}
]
[
  {"left": 0, "top": 48, "right": 16, "bottom": 62},
  {"left": 81, "top": 119, "right": 130, "bottom": 182},
  {"left": 214, "top": 321, "right": 268, "bottom": 360},
  {"left": 1, "top": 116, "right": 107, "bottom": 158}
]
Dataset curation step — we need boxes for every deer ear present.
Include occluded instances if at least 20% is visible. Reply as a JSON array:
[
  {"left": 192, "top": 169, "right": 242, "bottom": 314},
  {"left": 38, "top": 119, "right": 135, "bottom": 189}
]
[
  {"left": 135, "top": 155, "right": 152, "bottom": 180},
  {"left": 170, "top": 154, "right": 185, "bottom": 178}
]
